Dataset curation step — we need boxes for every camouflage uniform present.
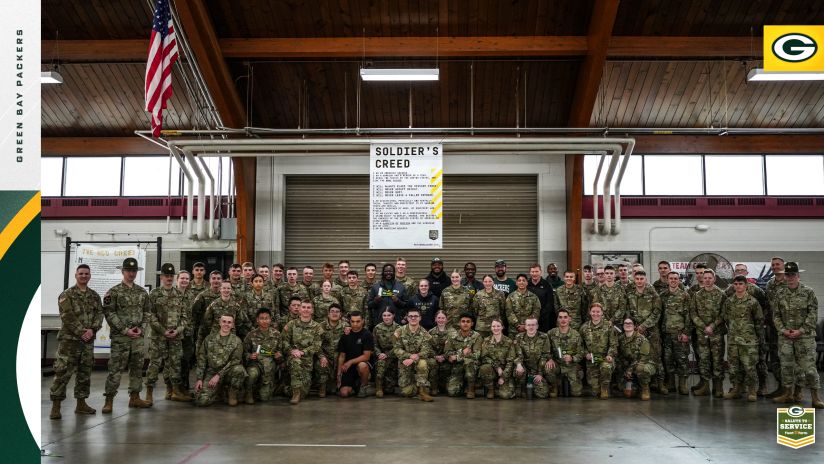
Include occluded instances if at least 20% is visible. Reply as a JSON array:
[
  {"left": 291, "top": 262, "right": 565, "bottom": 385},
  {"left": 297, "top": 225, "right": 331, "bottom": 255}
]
[
  {"left": 444, "top": 329, "right": 483, "bottom": 396},
  {"left": 396, "top": 275, "right": 417, "bottom": 298},
  {"left": 189, "top": 280, "right": 208, "bottom": 295},
  {"left": 773, "top": 284, "right": 820, "bottom": 389},
  {"left": 765, "top": 278, "right": 787, "bottom": 385},
  {"left": 579, "top": 320, "right": 617, "bottom": 392},
  {"left": 282, "top": 318, "right": 323, "bottom": 397},
  {"left": 190, "top": 288, "right": 220, "bottom": 352},
  {"left": 392, "top": 325, "right": 434, "bottom": 396},
  {"left": 547, "top": 328, "right": 584, "bottom": 396},
  {"left": 505, "top": 290, "right": 541, "bottom": 331},
  {"left": 470, "top": 289, "right": 506, "bottom": 338},
  {"left": 230, "top": 279, "right": 248, "bottom": 296},
  {"left": 722, "top": 293, "right": 764, "bottom": 390},
  {"left": 194, "top": 332, "right": 247, "bottom": 406},
  {"left": 513, "top": 332, "right": 552, "bottom": 398},
  {"left": 660, "top": 287, "right": 692, "bottom": 378},
  {"left": 582, "top": 282, "right": 599, "bottom": 301},
  {"left": 592, "top": 283, "right": 627, "bottom": 326},
  {"left": 479, "top": 335, "right": 517, "bottom": 399},
  {"left": 314, "top": 320, "right": 349, "bottom": 394},
  {"left": 200, "top": 296, "right": 251, "bottom": 346},
  {"left": 726, "top": 282, "right": 769, "bottom": 387},
  {"left": 278, "top": 283, "right": 310, "bottom": 319},
  {"left": 50, "top": 286, "right": 103, "bottom": 401},
  {"left": 360, "top": 278, "right": 378, "bottom": 292},
  {"left": 626, "top": 286, "right": 664, "bottom": 383},
  {"left": 553, "top": 285, "right": 589, "bottom": 329},
  {"left": 244, "top": 326, "right": 282, "bottom": 401},
  {"left": 244, "top": 289, "right": 279, "bottom": 328},
  {"left": 300, "top": 280, "right": 321, "bottom": 300},
  {"left": 178, "top": 286, "right": 200, "bottom": 388},
  {"left": 373, "top": 322, "right": 400, "bottom": 393},
  {"left": 103, "top": 282, "right": 151, "bottom": 397},
  {"left": 340, "top": 285, "right": 368, "bottom": 322},
  {"left": 312, "top": 294, "right": 340, "bottom": 322},
  {"left": 691, "top": 286, "right": 726, "bottom": 382},
  {"left": 618, "top": 332, "right": 656, "bottom": 386},
  {"left": 439, "top": 286, "right": 473, "bottom": 329},
  {"left": 428, "top": 326, "right": 452, "bottom": 392},
  {"left": 146, "top": 286, "right": 188, "bottom": 388}
]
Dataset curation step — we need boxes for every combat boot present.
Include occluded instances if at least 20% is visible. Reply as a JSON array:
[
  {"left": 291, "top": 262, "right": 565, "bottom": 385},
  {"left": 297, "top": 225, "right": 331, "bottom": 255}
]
[
  {"left": 793, "top": 386, "right": 802, "bottom": 403},
  {"left": 165, "top": 382, "right": 173, "bottom": 400},
  {"left": 375, "top": 379, "right": 384, "bottom": 398},
  {"left": 102, "top": 395, "right": 114, "bottom": 414},
  {"left": 600, "top": 384, "right": 610, "bottom": 400},
  {"left": 227, "top": 389, "right": 239, "bottom": 407},
  {"left": 693, "top": 379, "right": 710, "bottom": 396},
  {"left": 128, "top": 392, "right": 152, "bottom": 408},
  {"left": 466, "top": 382, "right": 476, "bottom": 399},
  {"left": 290, "top": 391, "right": 301, "bottom": 405},
  {"left": 712, "top": 379, "right": 724, "bottom": 398},
  {"left": 668, "top": 374, "right": 677, "bottom": 393},
  {"left": 659, "top": 379, "right": 669, "bottom": 395},
  {"left": 723, "top": 384, "right": 741, "bottom": 400},
  {"left": 640, "top": 384, "right": 651, "bottom": 401},
  {"left": 757, "top": 372, "right": 767, "bottom": 396},
  {"left": 691, "top": 377, "right": 706, "bottom": 392},
  {"left": 486, "top": 383, "right": 495, "bottom": 399},
  {"left": 549, "top": 383, "right": 558, "bottom": 399},
  {"left": 747, "top": 385, "right": 758, "bottom": 402},
  {"left": 418, "top": 386, "right": 434, "bottom": 402},
  {"left": 678, "top": 376, "right": 689, "bottom": 395},
  {"left": 766, "top": 383, "right": 783, "bottom": 398},
  {"left": 170, "top": 385, "right": 192, "bottom": 402},
  {"left": 772, "top": 387, "right": 794, "bottom": 404},
  {"left": 244, "top": 390, "right": 255, "bottom": 405},
  {"left": 811, "top": 389, "right": 824, "bottom": 409},
  {"left": 145, "top": 386, "right": 154, "bottom": 406},
  {"left": 49, "top": 400, "right": 61, "bottom": 420},
  {"left": 317, "top": 387, "right": 326, "bottom": 398},
  {"left": 75, "top": 398, "right": 96, "bottom": 414}
]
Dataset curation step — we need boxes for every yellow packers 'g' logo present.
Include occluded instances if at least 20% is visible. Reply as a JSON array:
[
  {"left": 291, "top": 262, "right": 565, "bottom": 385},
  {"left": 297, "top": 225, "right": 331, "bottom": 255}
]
[{"left": 764, "top": 26, "right": 824, "bottom": 72}]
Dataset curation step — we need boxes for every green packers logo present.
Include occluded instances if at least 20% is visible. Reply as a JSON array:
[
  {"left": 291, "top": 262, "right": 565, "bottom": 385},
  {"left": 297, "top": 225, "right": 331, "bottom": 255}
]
[
  {"left": 772, "top": 33, "right": 818, "bottom": 62},
  {"left": 777, "top": 406, "right": 816, "bottom": 449}
]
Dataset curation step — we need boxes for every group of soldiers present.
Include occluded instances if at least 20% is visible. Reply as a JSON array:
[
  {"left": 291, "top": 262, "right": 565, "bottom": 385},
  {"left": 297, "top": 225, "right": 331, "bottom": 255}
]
[{"left": 48, "top": 255, "right": 822, "bottom": 419}]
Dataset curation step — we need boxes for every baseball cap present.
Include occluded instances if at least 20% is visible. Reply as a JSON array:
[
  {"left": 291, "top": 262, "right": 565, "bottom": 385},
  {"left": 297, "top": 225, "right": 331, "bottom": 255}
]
[
  {"left": 431, "top": 258, "right": 443, "bottom": 264},
  {"left": 495, "top": 259, "right": 507, "bottom": 266}
]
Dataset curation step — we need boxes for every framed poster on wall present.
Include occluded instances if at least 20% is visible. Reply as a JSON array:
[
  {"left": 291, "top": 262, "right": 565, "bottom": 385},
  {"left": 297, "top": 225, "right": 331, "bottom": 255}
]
[{"left": 590, "top": 251, "right": 643, "bottom": 268}]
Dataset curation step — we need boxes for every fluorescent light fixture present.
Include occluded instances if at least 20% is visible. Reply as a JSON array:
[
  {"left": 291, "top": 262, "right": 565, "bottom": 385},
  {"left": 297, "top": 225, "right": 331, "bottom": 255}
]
[
  {"left": 360, "top": 68, "right": 439, "bottom": 81},
  {"left": 41, "top": 71, "right": 64, "bottom": 84},
  {"left": 747, "top": 68, "right": 824, "bottom": 81}
]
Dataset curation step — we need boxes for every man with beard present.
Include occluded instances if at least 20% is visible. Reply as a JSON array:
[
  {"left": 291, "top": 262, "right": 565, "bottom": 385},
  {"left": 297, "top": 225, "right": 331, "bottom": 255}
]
[
  {"left": 461, "top": 262, "right": 484, "bottom": 296},
  {"left": 546, "top": 263, "right": 563, "bottom": 289},
  {"left": 426, "top": 258, "right": 450, "bottom": 298},
  {"left": 492, "top": 259, "right": 517, "bottom": 296},
  {"left": 367, "top": 263, "right": 408, "bottom": 327}
]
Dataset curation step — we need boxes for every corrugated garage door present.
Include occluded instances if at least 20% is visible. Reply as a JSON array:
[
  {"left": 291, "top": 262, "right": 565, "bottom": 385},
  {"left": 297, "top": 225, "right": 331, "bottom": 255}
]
[{"left": 285, "top": 175, "right": 537, "bottom": 278}]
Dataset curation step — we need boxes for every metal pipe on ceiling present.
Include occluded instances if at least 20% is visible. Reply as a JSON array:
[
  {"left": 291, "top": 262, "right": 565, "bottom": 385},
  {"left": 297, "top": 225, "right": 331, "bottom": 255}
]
[
  {"left": 183, "top": 148, "right": 207, "bottom": 240},
  {"left": 611, "top": 138, "right": 636, "bottom": 235}
]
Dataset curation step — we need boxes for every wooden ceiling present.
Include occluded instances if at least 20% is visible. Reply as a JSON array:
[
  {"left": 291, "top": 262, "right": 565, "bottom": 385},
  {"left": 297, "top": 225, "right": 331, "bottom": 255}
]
[{"left": 40, "top": 0, "right": 824, "bottom": 137}]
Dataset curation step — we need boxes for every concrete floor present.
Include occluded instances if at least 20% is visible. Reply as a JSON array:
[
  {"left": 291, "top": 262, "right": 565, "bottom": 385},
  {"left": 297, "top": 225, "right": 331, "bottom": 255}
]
[{"left": 42, "top": 372, "right": 823, "bottom": 463}]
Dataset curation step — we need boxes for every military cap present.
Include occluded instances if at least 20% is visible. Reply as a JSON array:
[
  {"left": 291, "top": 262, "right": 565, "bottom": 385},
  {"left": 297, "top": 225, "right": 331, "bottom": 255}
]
[
  {"left": 784, "top": 262, "right": 803, "bottom": 274},
  {"left": 160, "top": 263, "right": 176, "bottom": 276},
  {"left": 117, "top": 257, "right": 143, "bottom": 271},
  {"left": 431, "top": 257, "right": 443, "bottom": 263},
  {"left": 495, "top": 259, "right": 507, "bottom": 266}
]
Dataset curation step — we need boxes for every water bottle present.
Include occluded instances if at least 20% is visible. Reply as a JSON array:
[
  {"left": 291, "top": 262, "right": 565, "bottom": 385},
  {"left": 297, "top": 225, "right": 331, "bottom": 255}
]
[{"left": 526, "top": 375, "right": 534, "bottom": 400}]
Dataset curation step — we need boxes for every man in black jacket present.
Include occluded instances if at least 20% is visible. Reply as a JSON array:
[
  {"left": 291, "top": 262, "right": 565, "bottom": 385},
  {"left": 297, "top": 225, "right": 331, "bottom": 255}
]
[
  {"left": 528, "top": 263, "right": 556, "bottom": 332},
  {"left": 426, "top": 258, "right": 450, "bottom": 298},
  {"left": 367, "top": 264, "right": 408, "bottom": 328},
  {"left": 407, "top": 279, "right": 439, "bottom": 330}
]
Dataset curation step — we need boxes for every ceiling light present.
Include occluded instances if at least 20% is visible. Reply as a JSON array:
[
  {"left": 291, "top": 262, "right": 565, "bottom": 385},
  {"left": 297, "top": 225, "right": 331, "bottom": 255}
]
[
  {"left": 747, "top": 68, "right": 824, "bottom": 81},
  {"left": 360, "top": 68, "right": 439, "bottom": 81},
  {"left": 41, "top": 71, "right": 64, "bottom": 84}
]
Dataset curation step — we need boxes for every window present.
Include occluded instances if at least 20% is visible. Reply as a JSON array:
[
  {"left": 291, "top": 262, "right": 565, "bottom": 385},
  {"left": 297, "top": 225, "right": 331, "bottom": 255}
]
[
  {"left": 41, "top": 157, "right": 64, "bottom": 196},
  {"left": 64, "top": 157, "right": 121, "bottom": 196},
  {"left": 705, "top": 156, "right": 764, "bottom": 195},
  {"left": 123, "top": 156, "right": 181, "bottom": 196},
  {"left": 183, "top": 156, "right": 234, "bottom": 196},
  {"left": 766, "top": 155, "right": 824, "bottom": 195},
  {"left": 583, "top": 154, "right": 643, "bottom": 195},
  {"left": 644, "top": 155, "right": 703, "bottom": 195}
]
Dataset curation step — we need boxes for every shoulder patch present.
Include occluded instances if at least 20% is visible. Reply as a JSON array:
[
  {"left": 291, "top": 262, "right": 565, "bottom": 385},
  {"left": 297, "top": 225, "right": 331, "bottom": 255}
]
[
  {"left": 103, "top": 294, "right": 112, "bottom": 305},
  {"left": 58, "top": 295, "right": 68, "bottom": 304}
]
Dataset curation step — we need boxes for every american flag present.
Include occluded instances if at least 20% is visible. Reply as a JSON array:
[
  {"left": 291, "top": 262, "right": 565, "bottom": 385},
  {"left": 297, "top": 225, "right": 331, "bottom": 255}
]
[{"left": 145, "top": 0, "right": 179, "bottom": 137}]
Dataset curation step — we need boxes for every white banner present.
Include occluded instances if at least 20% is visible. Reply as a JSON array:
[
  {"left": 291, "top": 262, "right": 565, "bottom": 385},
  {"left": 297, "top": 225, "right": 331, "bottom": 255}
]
[
  {"left": 74, "top": 245, "right": 147, "bottom": 354},
  {"left": 370, "top": 142, "right": 443, "bottom": 249}
]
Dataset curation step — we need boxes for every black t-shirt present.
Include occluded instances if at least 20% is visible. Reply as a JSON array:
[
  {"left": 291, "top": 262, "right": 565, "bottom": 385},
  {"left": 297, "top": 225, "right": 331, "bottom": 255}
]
[{"left": 337, "top": 328, "right": 375, "bottom": 361}]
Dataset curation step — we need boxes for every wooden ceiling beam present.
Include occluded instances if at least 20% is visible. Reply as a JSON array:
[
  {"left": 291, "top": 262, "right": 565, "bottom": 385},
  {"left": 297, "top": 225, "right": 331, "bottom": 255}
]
[
  {"left": 42, "top": 137, "right": 167, "bottom": 156},
  {"left": 43, "top": 36, "right": 763, "bottom": 62}
]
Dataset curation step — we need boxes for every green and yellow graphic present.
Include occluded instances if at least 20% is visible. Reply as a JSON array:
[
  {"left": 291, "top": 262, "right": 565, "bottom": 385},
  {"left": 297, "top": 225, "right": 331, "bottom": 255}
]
[
  {"left": 777, "top": 406, "right": 816, "bottom": 449},
  {"left": 430, "top": 168, "right": 443, "bottom": 219}
]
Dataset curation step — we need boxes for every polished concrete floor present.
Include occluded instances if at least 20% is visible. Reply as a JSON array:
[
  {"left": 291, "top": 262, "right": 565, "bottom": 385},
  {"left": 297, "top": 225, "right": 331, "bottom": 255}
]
[{"left": 42, "top": 372, "right": 822, "bottom": 463}]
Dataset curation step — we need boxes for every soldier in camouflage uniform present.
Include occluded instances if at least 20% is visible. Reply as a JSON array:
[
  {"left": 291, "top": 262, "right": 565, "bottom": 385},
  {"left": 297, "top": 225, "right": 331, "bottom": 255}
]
[
  {"left": 228, "top": 263, "right": 248, "bottom": 295},
  {"left": 312, "top": 280, "right": 340, "bottom": 322},
  {"left": 101, "top": 257, "right": 152, "bottom": 413},
  {"left": 245, "top": 274, "right": 278, "bottom": 328},
  {"left": 189, "top": 262, "right": 208, "bottom": 294},
  {"left": 300, "top": 266, "right": 321, "bottom": 299},
  {"left": 592, "top": 265, "right": 627, "bottom": 326},
  {"left": 547, "top": 309, "right": 584, "bottom": 397},
  {"left": 580, "top": 303, "right": 617, "bottom": 399},
  {"left": 146, "top": 263, "right": 191, "bottom": 404},
  {"left": 278, "top": 268, "right": 310, "bottom": 319},
  {"left": 652, "top": 261, "right": 679, "bottom": 294},
  {"left": 359, "top": 263, "right": 378, "bottom": 292},
  {"left": 395, "top": 258, "right": 417, "bottom": 298},
  {"left": 771, "top": 262, "right": 823, "bottom": 409},
  {"left": 690, "top": 269, "right": 727, "bottom": 397},
  {"left": 340, "top": 270, "right": 368, "bottom": 323},
  {"left": 722, "top": 276, "right": 764, "bottom": 402},
  {"left": 726, "top": 263, "right": 770, "bottom": 395},
  {"left": 440, "top": 271, "right": 473, "bottom": 328},
  {"left": 479, "top": 319, "right": 516, "bottom": 399},
  {"left": 270, "top": 264, "right": 286, "bottom": 291},
  {"left": 553, "top": 270, "right": 589, "bottom": 330},
  {"left": 764, "top": 257, "right": 787, "bottom": 397},
  {"left": 581, "top": 265, "right": 599, "bottom": 300},
  {"left": 506, "top": 274, "right": 542, "bottom": 335},
  {"left": 660, "top": 271, "right": 692, "bottom": 395},
  {"left": 200, "top": 281, "right": 251, "bottom": 346},
  {"left": 282, "top": 299, "right": 324, "bottom": 404},
  {"left": 617, "top": 318, "right": 655, "bottom": 401},
  {"left": 513, "top": 317, "right": 553, "bottom": 399},
  {"left": 444, "top": 313, "right": 483, "bottom": 398},
  {"left": 320, "top": 263, "right": 343, "bottom": 300},
  {"left": 177, "top": 271, "right": 199, "bottom": 390},
  {"left": 243, "top": 308, "right": 283, "bottom": 403},
  {"left": 190, "top": 271, "right": 222, "bottom": 354},
  {"left": 392, "top": 308, "right": 434, "bottom": 401},
  {"left": 194, "top": 314, "right": 247, "bottom": 407},
  {"left": 373, "top": 309, "right": 400, "bottom": 397},
  {"left": 49, "top": 264, "right": 103, "bottom": 420},
  {"left": 428, "top": 311, "right": 452, "bottom": 395},
  {"left": 626, "top": 271, "right": 666, "bottom": 393},
  {"left": 314, "top": 304, "right": 349, "bottom": 397},
  {"left": 471, "top": 275, "right": 506, "bottom": 338},
  {"left": 687, "top": 263, "right": 706, "bottom": 295}
]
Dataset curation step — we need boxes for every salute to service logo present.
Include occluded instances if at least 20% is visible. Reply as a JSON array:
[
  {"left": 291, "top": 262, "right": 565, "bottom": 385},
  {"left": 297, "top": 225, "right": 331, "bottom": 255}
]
[
  {"left": 764, "top": 26, "right": 824, "bottom": 71},
  {"left": 777, "top": 406, "right": 815, "bottom": 449}
]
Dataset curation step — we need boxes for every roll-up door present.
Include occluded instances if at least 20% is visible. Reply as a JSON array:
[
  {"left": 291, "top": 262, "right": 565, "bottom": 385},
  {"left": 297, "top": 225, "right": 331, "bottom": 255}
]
[{"left": 285, "top": 175, "right": 537, "bottom": 278}]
